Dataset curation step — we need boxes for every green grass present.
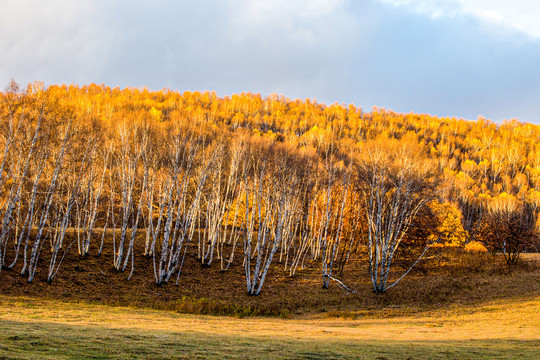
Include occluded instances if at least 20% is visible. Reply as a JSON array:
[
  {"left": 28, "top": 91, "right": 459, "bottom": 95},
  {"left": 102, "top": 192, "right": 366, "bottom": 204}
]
[
  {"left": 0, "top": 295, "right": 538, "bottom": 359},
  {"left": 1, "top": 319, "right": 537, "bottom": 360}
]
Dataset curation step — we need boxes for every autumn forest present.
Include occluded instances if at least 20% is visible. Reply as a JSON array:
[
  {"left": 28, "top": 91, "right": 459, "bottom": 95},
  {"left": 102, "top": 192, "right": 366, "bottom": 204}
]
[{"left": 0, "top": 81, "right": 538, "bottom": 298}]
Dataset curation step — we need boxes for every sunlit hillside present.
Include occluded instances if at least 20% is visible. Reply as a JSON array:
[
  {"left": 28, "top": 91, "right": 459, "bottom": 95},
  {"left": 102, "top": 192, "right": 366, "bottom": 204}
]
[{"left": 0, "top": 82, "right": 538, "bottom": 294}]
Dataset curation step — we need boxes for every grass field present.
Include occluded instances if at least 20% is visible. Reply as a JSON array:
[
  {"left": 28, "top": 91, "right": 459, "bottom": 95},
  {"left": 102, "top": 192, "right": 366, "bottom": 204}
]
[
  {"left": 1, "top": 235, "right": 539, "bottom": 358},
  {"left": 0, "top": 294, "right": 539, "bottom": 359}
]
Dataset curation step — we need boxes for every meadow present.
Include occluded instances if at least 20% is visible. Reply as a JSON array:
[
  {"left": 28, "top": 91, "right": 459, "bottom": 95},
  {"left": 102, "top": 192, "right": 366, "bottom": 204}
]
[
  {"left": 0, "top": 294, "right": 538, "bottom": 359},
  {"left": 0, "top": 239, "right": 539, "bottom": 359}
]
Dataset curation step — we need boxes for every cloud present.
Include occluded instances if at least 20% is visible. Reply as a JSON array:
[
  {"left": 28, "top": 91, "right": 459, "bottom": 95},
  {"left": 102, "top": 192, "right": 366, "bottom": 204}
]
[
  {"left": 0, "top": 0, "right": 539, "bottom": 123},
  {"left": 225, "top": 0, "right": 348, "bottom": 44},
  {"left": 0, "top": 0, "right": 117, "bottom": 86},
  {"left": 230, "top": 0, "right": 343, "bottom": 23},
  {"left": 97, "top": 0, "right": 362, "bottom": 102},
  {"left": 379, "top": 0, "right": 540, "bottom": 38}
]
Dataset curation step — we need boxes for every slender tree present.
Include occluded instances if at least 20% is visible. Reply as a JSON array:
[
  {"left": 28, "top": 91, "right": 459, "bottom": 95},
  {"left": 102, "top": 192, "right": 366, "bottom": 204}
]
[{"left": 354, "top": 138, "right": 441, "bottom": 292}]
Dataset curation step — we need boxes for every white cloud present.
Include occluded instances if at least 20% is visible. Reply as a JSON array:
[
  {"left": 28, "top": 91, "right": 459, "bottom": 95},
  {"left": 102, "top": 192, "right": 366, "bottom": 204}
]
[
  {"left": 226, "top": 0, "right": 345, "bottom": 43},
  {"left": 380, "top": 0, "right": 540, "bottom": 38},
  {"left": 0, "top": 0, "right": 117, "bottom": 86},
  {"left": 232, "top": 0, "right": 343, "bottom": 22}
]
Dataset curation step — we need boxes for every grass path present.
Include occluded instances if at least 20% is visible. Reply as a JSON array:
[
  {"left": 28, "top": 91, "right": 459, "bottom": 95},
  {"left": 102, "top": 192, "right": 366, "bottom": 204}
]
[{"left": 0, "top": 295, "right": 539, "bottom": 359}]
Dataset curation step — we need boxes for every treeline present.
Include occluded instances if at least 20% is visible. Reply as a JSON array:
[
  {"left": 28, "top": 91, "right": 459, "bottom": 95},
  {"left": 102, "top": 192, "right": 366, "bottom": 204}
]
[{"left": 0, "top": 81, "right": 538, "bottom": 294}]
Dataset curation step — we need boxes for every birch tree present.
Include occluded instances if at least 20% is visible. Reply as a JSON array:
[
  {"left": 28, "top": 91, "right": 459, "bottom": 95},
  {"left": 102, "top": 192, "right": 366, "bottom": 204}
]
[
  {"left": 47, "top": 124, "right": 96, "bottom": 281},
  {"left": 79, "top": 144, "right": 109, "bottom": 257},
  {"left": 154, "top": 123, "right": 201, "bottom": 285},
  {"left": 243, "top": 141, "right": 303, "bottom": 295},
  {"left": 113, "top": 116, "right": 149, "bottom": 271},
  {"left": 27, "top": 118, "right": 73, "bottom": 282},
  {"left": 199, "top": 136, "right": 245, "bottom": 269},
  {"left": 355, "top": 138, "right": 441, "bottom": 292},
  {"left": 321, "top": 160, "right": 352, "bottom": 289}
]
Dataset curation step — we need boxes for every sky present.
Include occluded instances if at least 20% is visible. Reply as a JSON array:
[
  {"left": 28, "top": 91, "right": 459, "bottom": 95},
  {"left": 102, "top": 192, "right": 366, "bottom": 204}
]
[{"left": 1, "top": 0, "right": 539, "bottom": 123}]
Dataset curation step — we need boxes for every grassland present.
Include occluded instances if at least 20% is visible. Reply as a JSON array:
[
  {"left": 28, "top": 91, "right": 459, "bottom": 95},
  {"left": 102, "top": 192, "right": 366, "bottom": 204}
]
[
  {"left": 1, "top": 235, "right": 539, "bottom": 358},
  {"left": 0, "top": 294, "right": 539, "bottom": 359}
]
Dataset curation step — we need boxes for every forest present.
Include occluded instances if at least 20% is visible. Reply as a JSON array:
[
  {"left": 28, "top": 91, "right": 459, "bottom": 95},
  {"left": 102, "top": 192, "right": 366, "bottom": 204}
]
[{"left": 0, "top": 80, "right": 538, "bottom": 298}]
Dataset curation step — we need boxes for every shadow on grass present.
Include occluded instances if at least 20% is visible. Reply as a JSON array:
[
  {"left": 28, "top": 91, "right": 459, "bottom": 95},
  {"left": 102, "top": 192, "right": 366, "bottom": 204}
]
[{"left": 0, "top": 319, "right": 538, "bottom": 360}]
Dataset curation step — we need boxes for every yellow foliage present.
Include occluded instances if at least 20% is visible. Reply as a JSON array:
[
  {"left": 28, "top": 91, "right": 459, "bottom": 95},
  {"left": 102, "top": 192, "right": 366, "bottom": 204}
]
[
  {"left": 465, "top": 241, "right": 488, "bottom": 253},
  {"left": 431, "top": 202, "right": 468, "bottom": 247},
  {"left": 223, "top": 193, "right": 267, "bottom": 230},
  {"left": 462, "top": 159, "right": 477, "bottom": 175},
  {"left": 488, "top": 192, "right": 519, "bottom": 213},
  {"left": 526, "top": 189, "right": 540, "bottom": 207},
  {"left": 3, "top": 82, "right": 540, "bottom": 251},
  {"left": 149, "top": 107, "right": 163, "bottom": 121}
]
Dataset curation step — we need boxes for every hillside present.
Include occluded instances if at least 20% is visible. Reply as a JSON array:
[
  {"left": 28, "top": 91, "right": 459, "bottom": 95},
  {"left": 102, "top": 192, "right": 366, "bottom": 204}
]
[
  {"left": 0, "top": 82, "right": 538, "bottom": 303},
  {"left": 1, "top": 230, "right": 539, "bottom": 316}
]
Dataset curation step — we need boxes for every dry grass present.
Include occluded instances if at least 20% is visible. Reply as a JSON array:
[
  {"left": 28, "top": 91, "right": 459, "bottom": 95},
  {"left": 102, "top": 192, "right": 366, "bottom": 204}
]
[
  {"left": 0, "top": 231, "right": 539, "bottom": 318},
  {"left": 0, "top": 295, "right": 538, "bottom": 359},
  {"left": 1, "top": 235, "right": 539, "bottom": 358}
]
